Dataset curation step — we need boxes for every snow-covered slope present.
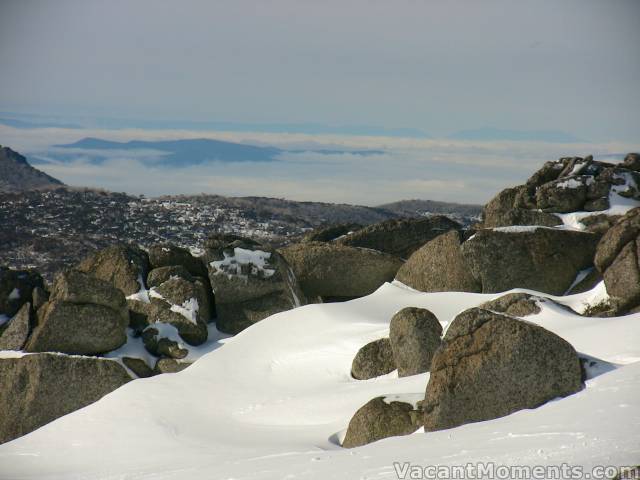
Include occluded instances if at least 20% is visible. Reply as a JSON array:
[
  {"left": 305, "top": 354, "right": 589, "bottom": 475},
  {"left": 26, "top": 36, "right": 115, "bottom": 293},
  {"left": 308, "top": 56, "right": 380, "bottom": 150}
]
[{"left": 0, "top": 282, "right": 639, "bottom": 479}]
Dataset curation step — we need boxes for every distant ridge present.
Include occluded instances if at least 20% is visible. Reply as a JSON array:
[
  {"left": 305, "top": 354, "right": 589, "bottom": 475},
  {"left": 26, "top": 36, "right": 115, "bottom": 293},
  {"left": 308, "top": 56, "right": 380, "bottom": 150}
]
[
  {"left": 42, "top": 137, "right": 383, "bottom": 167},
  {"left": 0, "top": 146, "right": 63, "bottom": 193}
]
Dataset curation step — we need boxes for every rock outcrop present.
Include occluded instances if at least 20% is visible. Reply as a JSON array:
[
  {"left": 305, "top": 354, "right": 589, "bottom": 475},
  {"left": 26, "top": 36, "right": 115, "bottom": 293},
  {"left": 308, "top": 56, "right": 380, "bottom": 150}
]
[
  {"left": 480, "top": 155, "right": 640, "bottom": 232},
  {"left": 342, "top": 397, "right": 422, "bottom": 448},
  {"left": 389, "top": 307, "right": 442, "bottom": 377},
  {"left": 351, "top": 338, "right": 396, "bottom": 380},
  {"left": 0, "top": 353, "right": 131, "bottom": 444},
  {"left": 280, "top": 241, "right": 403, "bottom": 300},
  {"left": 205, "top": 234, "right": 305, "bottom": 334},
  {"left": 423, "top": 308, "right": 583, "bottom": 432},
  {"left": 0, "top": 145, "right": 63, "bottom": 193}
]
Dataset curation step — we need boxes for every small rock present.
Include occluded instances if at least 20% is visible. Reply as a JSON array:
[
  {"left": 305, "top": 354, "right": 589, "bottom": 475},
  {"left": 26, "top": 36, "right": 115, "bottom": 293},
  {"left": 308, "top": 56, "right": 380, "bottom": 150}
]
[
  {"left": 351, "top": 338, "right": 395, "bottom": 380},
  {"left": 389, "top": 307, "right": 442, "bottom": 377},
  {"left": 342, "top": 397, "right": 422, "bottom": 448},
  {"left": 122, "top": 357, "right": 155, "bottom": 378},
  {"left": 141, "top": 327, "right": 189, "bottom": 359},
  {"left": 154, "top": 358, "right": 191, "bottom": 374}
]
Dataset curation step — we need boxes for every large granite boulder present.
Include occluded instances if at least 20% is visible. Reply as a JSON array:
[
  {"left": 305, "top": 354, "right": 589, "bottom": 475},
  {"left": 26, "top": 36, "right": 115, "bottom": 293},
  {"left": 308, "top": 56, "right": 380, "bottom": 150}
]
[
  {"left": 77, "top": 244, "right": 150, "bottom": 296},
  {"left": 50, "top": 269, "right": 129, "bottom": 324},
  {"left": 395, "top": 230, "right": 480, "bottom": 293},
  {"left": 280, "top": 241, "right": 403, "bottom": 300},
  {"left": 423, "top": 308, "right": 583, "bottom": 432},
  {"left": 342, "top": 397, "right": 422, "bottom": 448},
  {"left": 389, "top": 307, "right": 442, "bottom": 377},
  {"left": 461, "top": 228, "right": 598, "bottom": 295},
  {"left": 0, "top": 303, "right": 31, "bottom": 351},
  {"left": 351, "top": 338, "right": 395, "bottom": 380},
  {"left": 205, "top": 234, "right": 305, "bottom": 334},
  {"left": 594, "top": 208, "right": 640, "bottom": 311},
  {"left": 0, "top": 353, "right": 131, "bottom": 444},
  {"left": 25, "top": 302, "right": 128, "bottom": 355},
  {"left": 336, "top": 216, "right": 461, "bottom": 259},
  {"left": 0, "top": 267, "right": 45, "bottom": 318},
  {"left": 24, "top": 270, "right": 129, "bottom": 355}
]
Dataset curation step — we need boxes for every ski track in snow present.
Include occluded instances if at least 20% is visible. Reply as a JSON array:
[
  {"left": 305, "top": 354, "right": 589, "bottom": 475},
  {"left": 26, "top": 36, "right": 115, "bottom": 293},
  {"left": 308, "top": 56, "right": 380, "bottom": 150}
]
[{"left": 0, "top": 282, "right": 639, "bottom": 479}]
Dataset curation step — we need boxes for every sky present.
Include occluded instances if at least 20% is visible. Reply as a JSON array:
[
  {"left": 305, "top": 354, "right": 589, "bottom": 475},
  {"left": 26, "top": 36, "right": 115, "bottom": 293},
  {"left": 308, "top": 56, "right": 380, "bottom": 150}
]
[{"left": 0, "top": 0, "right": 639, "bottom": 204}]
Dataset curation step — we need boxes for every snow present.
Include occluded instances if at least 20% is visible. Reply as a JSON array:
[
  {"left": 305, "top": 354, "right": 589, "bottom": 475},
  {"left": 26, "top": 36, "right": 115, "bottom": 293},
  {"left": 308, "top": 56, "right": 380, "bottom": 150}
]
[
  {"left": 126, "top": 275, "right": 150, "bottom": 303},
  {"left": 0, "top": 314, "right": 10, "bottom": 327},
  {"left": 169, "top": 297, "right": 199, "bottom": 325},
  {"left": 210, "top": 247, "right": 276, "bottom": 279},
  {"left": 555, "top": 176, "right": 593, "bottom": 189},
  {"left": 0, "top": 282, "right": 638, "bottom": 479},
  {"left": 8, "top": 287, "right": 20, "bottom": 300},
  {"left": 491, "top": 225, "right": 545, "bottom": 233},
  {"left": 564, "top": 267, "right": 593, "bottom": 294}
]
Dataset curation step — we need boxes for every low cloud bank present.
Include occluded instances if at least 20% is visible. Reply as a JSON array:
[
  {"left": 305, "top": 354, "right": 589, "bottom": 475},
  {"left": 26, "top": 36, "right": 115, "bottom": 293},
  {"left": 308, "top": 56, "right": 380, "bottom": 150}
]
[{"left": 1, "top": 125, "right": 636, "bottom": 205}]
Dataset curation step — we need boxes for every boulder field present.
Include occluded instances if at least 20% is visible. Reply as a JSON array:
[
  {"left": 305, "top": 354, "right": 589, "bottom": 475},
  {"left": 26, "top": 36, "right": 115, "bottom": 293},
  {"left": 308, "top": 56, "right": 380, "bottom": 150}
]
[{"left": 1, "top": 152, "right": 639, "bottom": 447}]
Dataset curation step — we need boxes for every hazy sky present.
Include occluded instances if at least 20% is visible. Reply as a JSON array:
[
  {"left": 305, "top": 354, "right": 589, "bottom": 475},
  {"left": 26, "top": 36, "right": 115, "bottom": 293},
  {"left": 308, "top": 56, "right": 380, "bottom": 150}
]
[{"left": 1, "top": 0, "right": 639, "bottom": 141}]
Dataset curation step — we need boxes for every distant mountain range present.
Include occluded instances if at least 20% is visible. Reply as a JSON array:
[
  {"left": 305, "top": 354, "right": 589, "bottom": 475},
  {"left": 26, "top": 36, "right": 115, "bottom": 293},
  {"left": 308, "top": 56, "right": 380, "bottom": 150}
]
[
  {"left": 0, "top": 146, "right": 63, "bottom": 193},
  {"left": 28, "top": 137, "right": 384, "bottom": 167}
]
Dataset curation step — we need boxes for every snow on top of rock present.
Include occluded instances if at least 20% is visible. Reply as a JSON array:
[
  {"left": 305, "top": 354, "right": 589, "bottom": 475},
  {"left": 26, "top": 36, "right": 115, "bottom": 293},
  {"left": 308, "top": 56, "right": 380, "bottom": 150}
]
[
  {"left": 126, "top": 275, "right": 150, "bottom": 303},
  {"left": 170, "top": 298, "right": 199, "bottom": 325},
  {"left": 555, "top": 176, "right": 594, "bottom": 189},
  {"left": 210, "top": 247, "right": 276, "bottom": 279},
  {"left": 8, "top": 288, "right": 20, "bottom": 300}
]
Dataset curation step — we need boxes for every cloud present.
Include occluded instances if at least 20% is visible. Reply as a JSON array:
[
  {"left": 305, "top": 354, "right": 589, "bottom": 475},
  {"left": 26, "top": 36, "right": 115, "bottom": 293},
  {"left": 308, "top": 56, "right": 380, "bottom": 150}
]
[{"left": 2, "top": 124, "right": 638, "bottom": 205}]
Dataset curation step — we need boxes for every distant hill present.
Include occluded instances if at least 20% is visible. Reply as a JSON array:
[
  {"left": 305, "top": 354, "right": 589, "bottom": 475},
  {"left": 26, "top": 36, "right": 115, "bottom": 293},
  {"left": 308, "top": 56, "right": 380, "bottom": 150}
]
[
  {"left": 0, "top": 146, "right": 63, "bottom": 193},
  {"left": 449, "top": 127, "right": 582, "bottom": 143},
  {"left": 40, "top": 137, "right": 383, "bottom": 167},
  {"left": 377, "top": 199, "right": 482, "bottom": 218}
]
